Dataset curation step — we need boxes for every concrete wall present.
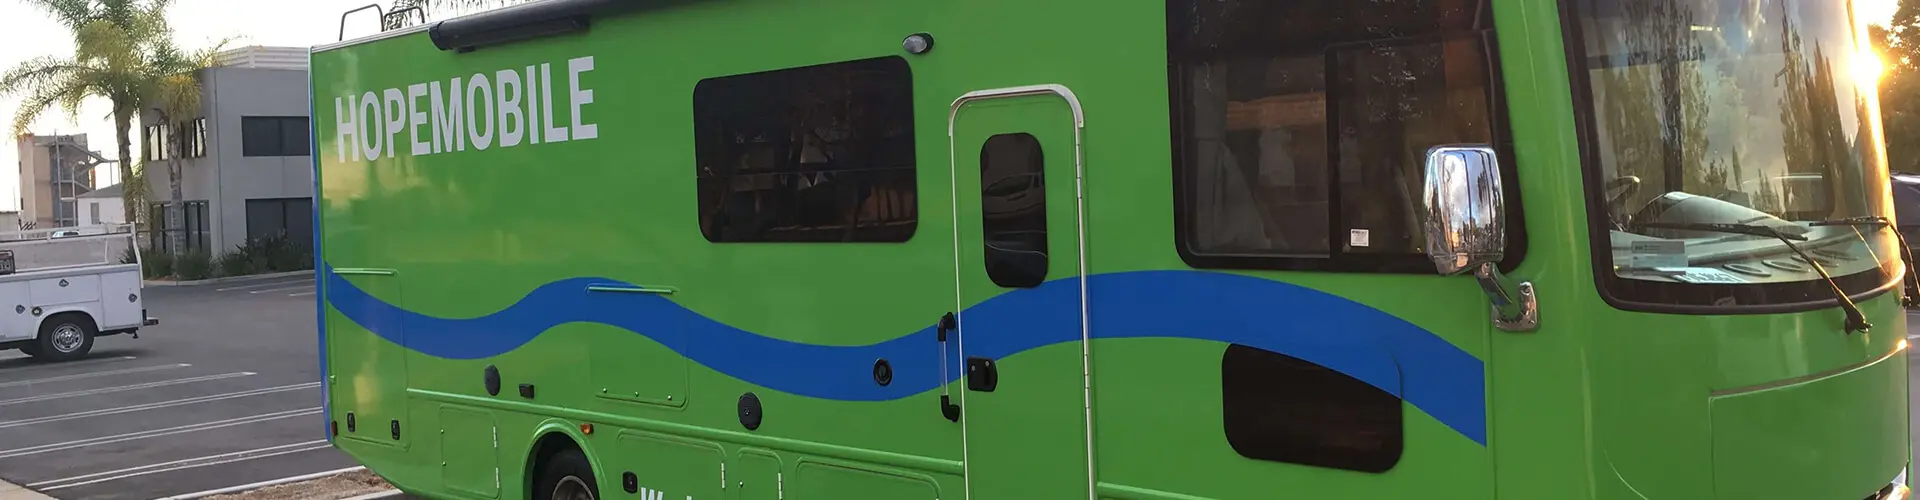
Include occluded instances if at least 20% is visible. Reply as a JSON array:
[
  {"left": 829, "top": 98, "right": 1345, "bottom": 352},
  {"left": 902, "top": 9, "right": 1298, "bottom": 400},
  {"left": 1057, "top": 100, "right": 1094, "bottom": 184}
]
[
  {"left": 80, "top": 197, "right": 126, "bottom": 225},
  {"left": 143, "top": 65, "right": 313, "bottom": 254}
]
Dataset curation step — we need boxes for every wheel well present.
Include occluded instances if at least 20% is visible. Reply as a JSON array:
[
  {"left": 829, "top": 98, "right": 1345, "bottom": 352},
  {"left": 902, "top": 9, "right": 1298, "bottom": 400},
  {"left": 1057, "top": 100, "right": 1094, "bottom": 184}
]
[
  {"left": 526, "top": 431, "right": 584, "bottom": 497},
  {"left": 40, "top": 311, "right": 96, "bottom": 335}
]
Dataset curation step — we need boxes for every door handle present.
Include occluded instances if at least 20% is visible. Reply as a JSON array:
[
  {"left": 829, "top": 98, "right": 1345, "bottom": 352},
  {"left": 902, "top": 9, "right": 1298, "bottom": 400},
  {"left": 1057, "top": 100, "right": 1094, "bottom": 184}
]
[
  {"left": 331, "top": 268, "right": 396, "bottom": 276},
  {"left": 937, "top": 312, "right": 960, "bottom": 422},
  {"left": 585, "top": 284, "right": 676, "bottom": 295}
]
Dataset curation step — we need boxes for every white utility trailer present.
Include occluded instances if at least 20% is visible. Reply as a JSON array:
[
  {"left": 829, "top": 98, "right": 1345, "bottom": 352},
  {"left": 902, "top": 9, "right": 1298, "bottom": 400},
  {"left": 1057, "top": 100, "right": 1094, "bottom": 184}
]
[{"left": 0, "top": 224, "right": 157, "bottom": 361}]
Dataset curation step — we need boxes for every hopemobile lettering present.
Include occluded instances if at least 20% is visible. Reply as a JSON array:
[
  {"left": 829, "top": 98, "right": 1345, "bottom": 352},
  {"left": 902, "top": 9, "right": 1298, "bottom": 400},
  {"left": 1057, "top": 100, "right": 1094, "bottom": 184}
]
[{"left": 331, "top": 55, "right": 599, "bottom": 163}]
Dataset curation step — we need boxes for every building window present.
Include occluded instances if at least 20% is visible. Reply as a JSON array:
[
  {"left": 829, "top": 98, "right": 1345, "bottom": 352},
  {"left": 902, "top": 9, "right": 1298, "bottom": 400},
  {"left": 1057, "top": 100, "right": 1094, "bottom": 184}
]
[
  {"left": 1220, "top": 344, "right": 1403, "bottom": 473},
  {"left": 691, "top": 56, "right": 917, "bottom": 243},
  {"left": 241, "top": 116, "right": 311, "bottom": 157},
  {"left": 89, "top": 202, "right": 100, "bottom": 225},
  {"left": 245, "top": 197, "right": 313, "bottom": 250},
  {"left": 145, "top": 125, "right": 171, "bottom": 161},
  {"left": 148, "top": 200, "right": 211, "bottom": 254},
  {"left": 1167, "top": 0, "right": 1520, "bottom": 273},
  {"left": 147, "top": 118, "right": 208, "bottom": 160},
  {"left": 181, "top": 118, "right": 208, "bottom": 158},
  {"left": 979, "top": 133, "right": 1048, "bottom": 288}
]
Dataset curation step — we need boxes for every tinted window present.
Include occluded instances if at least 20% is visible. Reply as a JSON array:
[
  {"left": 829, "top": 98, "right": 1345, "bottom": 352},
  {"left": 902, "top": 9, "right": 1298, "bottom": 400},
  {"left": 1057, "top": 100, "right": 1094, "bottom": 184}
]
[
  {"left": 246, "top": 197, "right": 313, "bottom": 249},
  {"left": 692, "top": 56, "right": 917, "bottom": 243},
  {"left": 1169, "top": 0, "right": 1516, "bottom": 271},
  {"left": 1221, "top": 344, "right": 1403, "bottom": 472},
  {"left": 980, "top": 133, "right": 1047, "bottom": 288},
  {"left": 242, "top": 116, "right": 311, "bottom": 157}
]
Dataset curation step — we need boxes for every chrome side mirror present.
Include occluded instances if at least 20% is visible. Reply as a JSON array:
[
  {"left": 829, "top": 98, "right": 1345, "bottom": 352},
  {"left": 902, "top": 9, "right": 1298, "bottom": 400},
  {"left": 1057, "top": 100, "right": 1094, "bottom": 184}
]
[
  {"left": 1422, "top": 145, "right": 1506, "bottom": 275},
  {"left": 1421, "top": 144, "right": 1537, "bottom": 332}
]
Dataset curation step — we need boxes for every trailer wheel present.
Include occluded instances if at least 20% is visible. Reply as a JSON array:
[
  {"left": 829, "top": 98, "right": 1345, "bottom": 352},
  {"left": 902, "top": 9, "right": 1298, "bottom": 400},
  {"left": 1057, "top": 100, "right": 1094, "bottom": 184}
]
[
  {"left": 30, "top": 313, "right": 94, "bottom": 362},
  {"left": 533, "top": 448, "right": 597, "bottom": 500}
]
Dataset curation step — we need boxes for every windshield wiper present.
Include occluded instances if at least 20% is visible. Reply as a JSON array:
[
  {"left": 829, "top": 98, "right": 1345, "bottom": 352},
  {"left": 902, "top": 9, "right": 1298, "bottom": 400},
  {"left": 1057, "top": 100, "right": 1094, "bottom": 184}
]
[
  {"left": 1810, "top": 216, "right": 1918, "bottom": 308},
  {"left": 1635, "top": 221, "right": 1871, "bottom": 333}
]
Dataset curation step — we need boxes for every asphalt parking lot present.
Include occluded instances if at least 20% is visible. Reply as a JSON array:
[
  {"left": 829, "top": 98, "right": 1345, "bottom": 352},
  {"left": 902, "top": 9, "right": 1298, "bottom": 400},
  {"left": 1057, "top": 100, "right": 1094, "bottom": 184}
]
[{"left": 0, "top": 273, "right": 373, "bottom": 500}]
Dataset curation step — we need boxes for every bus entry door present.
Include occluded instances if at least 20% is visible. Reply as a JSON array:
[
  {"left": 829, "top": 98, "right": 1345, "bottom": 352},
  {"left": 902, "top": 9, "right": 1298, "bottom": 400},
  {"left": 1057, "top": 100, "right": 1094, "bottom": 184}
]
[{"left": 947, "top": 85, "right": 1091, "bottom": 499}]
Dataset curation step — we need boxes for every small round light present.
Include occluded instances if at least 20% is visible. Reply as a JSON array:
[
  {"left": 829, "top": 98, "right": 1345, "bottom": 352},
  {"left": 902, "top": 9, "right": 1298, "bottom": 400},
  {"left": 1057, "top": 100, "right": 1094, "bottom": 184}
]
[{"left": 903, "top": 33, "right": 934, "bottom": 55}]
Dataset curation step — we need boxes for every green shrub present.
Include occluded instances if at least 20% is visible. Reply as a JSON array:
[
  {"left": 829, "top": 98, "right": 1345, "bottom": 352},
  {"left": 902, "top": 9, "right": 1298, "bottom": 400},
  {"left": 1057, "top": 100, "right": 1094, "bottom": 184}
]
[
  {"left": 174, "top": 249, "right": 213, "bottom": 280},
  {"left": 143, "top": 249, "right": 174, "bottom": 279},
  {"left": 234, "top": 232, "right": 312, "bottom": 272},
  {"left": 216, "top": 251, "right": 256, "bottom": 277}
]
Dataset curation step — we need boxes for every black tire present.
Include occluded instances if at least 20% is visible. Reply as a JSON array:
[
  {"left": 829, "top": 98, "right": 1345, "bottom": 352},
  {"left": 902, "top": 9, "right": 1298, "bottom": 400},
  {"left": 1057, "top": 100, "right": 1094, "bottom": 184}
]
[
  {"left": 29, "top": 314, "right": 94, "bottom": 362},
  {"left": 532, "top": 448, "right": 598, "bottom": 500}
]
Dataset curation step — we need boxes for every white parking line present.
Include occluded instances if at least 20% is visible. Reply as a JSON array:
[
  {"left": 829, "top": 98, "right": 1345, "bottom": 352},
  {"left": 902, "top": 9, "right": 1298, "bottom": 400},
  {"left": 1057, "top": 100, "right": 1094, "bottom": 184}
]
[
  {"left": 249, "top": 285, "right": 315, "bottom": 295},
  {"left": 215, "top": 280, "right": 314, "bottom": 292},
  {"left": 0, "top": 382, "right": 318, "bottom": 429},
  {"left": 28, "top": 440, "right": 332, "bottom": 491},
  {"left": 0, "top": 363, "right": 190, "bottom": 389},
  {"left": 0, "top": 408, "right": 319, "bottom": 459},
  {"left": 0, "top": 355, "right": 137, "bottom": 370},
  {"left": 287, "top": 291, "right": 316, "bottom": 297},
  {"left": 0, "top": 372, "right": 254, "bottom": 406}
]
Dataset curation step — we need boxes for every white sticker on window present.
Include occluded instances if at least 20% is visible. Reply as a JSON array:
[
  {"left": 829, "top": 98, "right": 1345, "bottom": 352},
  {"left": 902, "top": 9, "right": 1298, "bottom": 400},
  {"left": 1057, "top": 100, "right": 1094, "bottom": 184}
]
[
  {"left": 1628, "top": 240, "right": 1687, "bottom": 269},
  {"left": 1665, "top": 267, "right": 1745, "bottom": 284},
  {"left": 1349, "top": 229, "right": 1371, "bottom": 248}
]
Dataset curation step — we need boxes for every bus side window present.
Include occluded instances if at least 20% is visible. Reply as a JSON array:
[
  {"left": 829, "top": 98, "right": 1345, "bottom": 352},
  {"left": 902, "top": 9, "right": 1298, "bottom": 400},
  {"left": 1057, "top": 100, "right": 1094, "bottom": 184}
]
[
  {"left": 1169, "top": 0, "right": 1515, "bottom": 273},
  {"left": 691, "top": 56, "right": 919, "bottom": 243},
  {"left": 980, "top": 133, "right": 1048, "bottom": 288}
]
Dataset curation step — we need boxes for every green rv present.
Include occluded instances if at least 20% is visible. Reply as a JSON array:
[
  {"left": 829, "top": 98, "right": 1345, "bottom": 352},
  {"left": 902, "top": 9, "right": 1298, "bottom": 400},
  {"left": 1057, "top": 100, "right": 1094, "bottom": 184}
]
[{"left": 309, "top": 0, "right": 1914, "bottom": 498}]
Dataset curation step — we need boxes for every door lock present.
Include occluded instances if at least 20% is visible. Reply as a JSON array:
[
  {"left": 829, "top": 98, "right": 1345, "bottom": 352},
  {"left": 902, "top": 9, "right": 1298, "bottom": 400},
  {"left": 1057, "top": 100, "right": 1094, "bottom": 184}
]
[{"left": 966, "top": 357, "right": 998, "bottom": 392}]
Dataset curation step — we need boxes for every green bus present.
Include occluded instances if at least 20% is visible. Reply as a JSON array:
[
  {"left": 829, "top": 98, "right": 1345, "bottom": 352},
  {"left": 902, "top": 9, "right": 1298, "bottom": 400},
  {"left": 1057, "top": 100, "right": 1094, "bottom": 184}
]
[{"left": 309, "top": 0, "right": 1914, "bottom": 498}]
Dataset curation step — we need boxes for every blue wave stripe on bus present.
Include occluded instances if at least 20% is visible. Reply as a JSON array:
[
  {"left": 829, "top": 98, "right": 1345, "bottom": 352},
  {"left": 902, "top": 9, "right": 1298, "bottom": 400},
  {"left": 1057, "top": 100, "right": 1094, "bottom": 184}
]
[{"left": 322, "top": 266, "right": 1488, "bottom": 445}]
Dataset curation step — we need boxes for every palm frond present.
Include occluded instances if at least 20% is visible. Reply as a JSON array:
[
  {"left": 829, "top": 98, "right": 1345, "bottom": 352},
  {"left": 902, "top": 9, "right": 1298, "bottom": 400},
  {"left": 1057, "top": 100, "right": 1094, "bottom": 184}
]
[
  {"left": 389, "top": 0, "right": 530, "bottom": 18},
  {"left": 9, "top": 77, "right": 88, "bottom": 134},
  {"left": 0, "top": 56, "right": 83, "bottom": 97},
  {"left": 154, "top": 73, "right": 201, "bottom": 118},
  {"left": 18, "top": 0, "right": 94, "bottom": 32}
]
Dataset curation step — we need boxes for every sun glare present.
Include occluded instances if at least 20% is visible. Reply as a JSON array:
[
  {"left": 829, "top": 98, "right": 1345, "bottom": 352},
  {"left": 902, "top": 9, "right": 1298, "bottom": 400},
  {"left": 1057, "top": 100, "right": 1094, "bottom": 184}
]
[
  {"left": 1855, "top": 52, "right": 1887, "bottom": 84},
  {"left": 1858, "top": 0, "right": 1899, "bottom": 27}
]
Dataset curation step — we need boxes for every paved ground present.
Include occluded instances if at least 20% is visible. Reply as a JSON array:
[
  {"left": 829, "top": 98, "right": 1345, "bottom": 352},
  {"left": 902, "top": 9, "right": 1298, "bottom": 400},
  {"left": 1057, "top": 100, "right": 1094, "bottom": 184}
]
[{"left": 0, "top": 274, "right": 364, "bottom": 500}]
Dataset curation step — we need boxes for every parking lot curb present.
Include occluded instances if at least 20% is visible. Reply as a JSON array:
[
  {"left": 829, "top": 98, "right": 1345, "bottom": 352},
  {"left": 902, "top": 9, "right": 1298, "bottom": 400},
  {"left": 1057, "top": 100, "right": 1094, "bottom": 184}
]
[
  {"left": 0, "top": 480, "right": 54, "bottom": 500},
  {"left": 143, "top": 270, "right": 313, "bottom": 288},
  {"left": 337, "top": 491, "right": 402, "bottom": 500}
]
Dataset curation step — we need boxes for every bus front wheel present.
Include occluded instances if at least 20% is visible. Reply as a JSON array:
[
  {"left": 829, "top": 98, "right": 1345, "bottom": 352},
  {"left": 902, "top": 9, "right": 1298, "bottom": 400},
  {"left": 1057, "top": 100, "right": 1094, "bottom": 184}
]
[{"left": 534, "top": 448, "right": 598, "bottom": 500}]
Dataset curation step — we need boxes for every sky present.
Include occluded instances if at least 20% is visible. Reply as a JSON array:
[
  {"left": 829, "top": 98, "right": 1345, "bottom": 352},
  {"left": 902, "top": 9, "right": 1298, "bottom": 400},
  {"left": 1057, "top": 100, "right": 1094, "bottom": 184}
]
[
  {"left": 0, "top": 0, "right": 1905, "bottom": 212},
  {"left": 0, "top": 0, "right": 388, "bottom": 212}
]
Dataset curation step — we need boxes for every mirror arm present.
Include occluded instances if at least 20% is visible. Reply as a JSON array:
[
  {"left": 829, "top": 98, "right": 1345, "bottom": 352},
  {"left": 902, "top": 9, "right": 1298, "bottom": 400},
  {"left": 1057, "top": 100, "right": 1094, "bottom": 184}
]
[{"left": 1474, "top": 262, "right": 1538, "bottom": 332}]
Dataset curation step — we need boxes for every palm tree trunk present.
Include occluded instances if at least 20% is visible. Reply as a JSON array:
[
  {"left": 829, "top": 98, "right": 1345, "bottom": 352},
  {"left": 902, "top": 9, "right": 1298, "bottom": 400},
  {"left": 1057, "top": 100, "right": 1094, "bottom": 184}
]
[
  {"left": 113, "top": 110, "right": 137, "bottom": 225},
  {"left": 163, "top": 116, "right": 185, "bottom": 258},
  {"left": 168, "top": 158, "right": 184, "bottom": 256}
]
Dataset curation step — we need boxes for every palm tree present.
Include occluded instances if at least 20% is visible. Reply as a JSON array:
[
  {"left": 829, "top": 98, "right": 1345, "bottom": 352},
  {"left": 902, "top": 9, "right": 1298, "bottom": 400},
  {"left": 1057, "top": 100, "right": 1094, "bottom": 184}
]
[
  {"left": 148, "top": 42, "right": 228, "bottom": 256},
  {"left": 1, "top": 0, "right": 176, "bottom": 226},
  {"left": 1, "top": 0, "right": 230, "bottom": 257}
]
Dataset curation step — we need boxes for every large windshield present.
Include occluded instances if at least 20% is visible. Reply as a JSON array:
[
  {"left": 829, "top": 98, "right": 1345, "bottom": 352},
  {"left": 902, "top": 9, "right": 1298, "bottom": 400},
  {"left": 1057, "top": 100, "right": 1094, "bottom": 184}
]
[{"left": 1569, "top": 0, "right": 1900, "bottom": 306}]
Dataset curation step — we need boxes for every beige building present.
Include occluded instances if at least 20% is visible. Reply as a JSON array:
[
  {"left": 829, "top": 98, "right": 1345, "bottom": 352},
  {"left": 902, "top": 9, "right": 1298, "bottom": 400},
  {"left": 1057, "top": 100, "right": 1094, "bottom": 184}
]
[{"left": 13, "top": 133, "right": 105, "bottom": 229}]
